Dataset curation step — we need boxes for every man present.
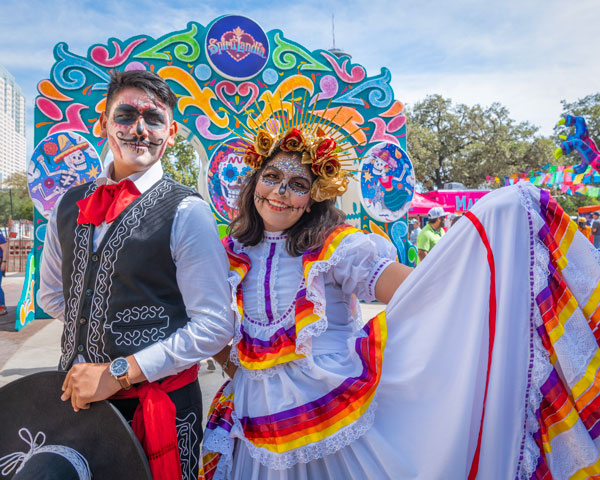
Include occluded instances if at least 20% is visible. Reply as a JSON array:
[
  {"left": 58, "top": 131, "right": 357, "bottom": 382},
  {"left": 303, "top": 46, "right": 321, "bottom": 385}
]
[
  {"left": 578, "top": 216, "right": 593, "bottom": 242},
  {"left": 0, "top": 230, "right": 6, "bottom": 315},
  {"left": 592, "top": 211, "right": 600, "bottom": 249},
  {"left": 409, "top": 219, "right": 421, "bottom": 245},
  {"left": 416, "top": 207, "right": 448, "bottom": 263},
  {"left": 39, "top": 70, "right": 234, "bottom": 480}
]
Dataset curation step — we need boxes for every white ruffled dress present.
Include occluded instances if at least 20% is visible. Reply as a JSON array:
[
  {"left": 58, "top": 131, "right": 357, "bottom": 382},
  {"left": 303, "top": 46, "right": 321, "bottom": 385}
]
[
  {"left": 203, "top": 183, "right": 600, "bottom": 480},
  {"left": 202, "top": 228, "right": 396, "bottom": 479}
]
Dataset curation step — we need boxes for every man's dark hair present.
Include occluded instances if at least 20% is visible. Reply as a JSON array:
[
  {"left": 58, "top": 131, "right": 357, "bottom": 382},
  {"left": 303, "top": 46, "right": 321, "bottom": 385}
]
[{"left": 105, "top": 70, "right": 177, "bottom": 115}]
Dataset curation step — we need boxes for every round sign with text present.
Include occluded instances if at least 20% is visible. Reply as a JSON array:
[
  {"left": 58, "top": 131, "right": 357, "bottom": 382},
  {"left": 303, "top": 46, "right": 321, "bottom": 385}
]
[{"left": 206, "top": 15, "right": 270, "bottom": 80}]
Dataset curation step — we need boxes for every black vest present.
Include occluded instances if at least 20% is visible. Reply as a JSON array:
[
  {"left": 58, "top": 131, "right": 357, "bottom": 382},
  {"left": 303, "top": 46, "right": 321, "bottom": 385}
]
[{"left": 56, "top": 177, "right": 199, "bottom": 370}]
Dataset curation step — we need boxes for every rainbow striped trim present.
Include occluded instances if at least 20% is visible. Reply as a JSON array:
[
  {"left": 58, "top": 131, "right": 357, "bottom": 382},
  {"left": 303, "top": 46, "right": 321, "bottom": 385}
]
[
  {"left": 532, "top": 190, "right": 600, "bottom": 477},
  {"left": 239, "top": 310, "right": 387, "bottom": 453},
  {"left": 201, "top": 381, "right": 233, "bottom": 480},
  {"left": 223, "top": 225, "right": 360, "bottom": 371}
]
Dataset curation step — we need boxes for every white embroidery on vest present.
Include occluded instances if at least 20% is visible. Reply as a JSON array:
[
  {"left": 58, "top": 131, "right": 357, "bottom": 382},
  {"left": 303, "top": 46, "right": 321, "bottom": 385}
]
[
  {"left": 107, "top": 306, "right": 170, "bottom": 347},
  {"left": 87, "top": 181, "right": 173, "bottom": 362},
  {"left": 60, "top": 183, "right": 95, "bottom": 370},
  {"left": 176, "top": 411, "right": 199, "bottom": 480}
]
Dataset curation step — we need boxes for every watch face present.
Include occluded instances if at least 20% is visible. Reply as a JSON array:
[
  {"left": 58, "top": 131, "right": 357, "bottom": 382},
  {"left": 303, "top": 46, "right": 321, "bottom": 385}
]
[{"left": 110, "top": 357, "right": 129, "bottom": 377}]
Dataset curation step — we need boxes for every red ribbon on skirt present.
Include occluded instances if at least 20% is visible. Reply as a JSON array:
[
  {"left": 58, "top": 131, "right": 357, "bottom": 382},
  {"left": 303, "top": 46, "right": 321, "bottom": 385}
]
[{"left": 112, "top": 364, "right": 200, "bottom": 480}]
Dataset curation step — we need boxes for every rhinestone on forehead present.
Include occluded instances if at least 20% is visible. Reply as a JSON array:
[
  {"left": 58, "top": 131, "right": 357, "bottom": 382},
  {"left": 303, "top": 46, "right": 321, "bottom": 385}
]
[{"left": 268, "top": 155, "right": 311, "bottom": 180}]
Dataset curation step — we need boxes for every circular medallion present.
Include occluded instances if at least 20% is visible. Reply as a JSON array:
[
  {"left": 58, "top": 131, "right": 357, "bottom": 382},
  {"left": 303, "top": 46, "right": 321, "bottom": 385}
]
[
  {"left": 207, "top": 138, "right": 252, "bottom": 223},
  {"left": 359, "top": 142, "right": 414, "bottom": 223},
  {"left": 28, "top": 132, "right": 102, "bottom": 219},
  {"left": 205, "top": 15, "right": 270, "bottom": 81}
]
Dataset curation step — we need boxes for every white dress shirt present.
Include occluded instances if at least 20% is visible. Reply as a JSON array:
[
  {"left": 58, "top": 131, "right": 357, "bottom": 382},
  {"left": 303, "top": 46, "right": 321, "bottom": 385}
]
[{"left": 39, "top": 160, "right": 234, "bottom": 382}]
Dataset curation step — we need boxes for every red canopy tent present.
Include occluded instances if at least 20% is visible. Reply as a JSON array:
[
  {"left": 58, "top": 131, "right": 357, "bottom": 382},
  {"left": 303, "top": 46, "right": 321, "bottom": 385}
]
[
  {"left": 578, "top": 205, "right": 600, "bottom": 214},
  {"left": 408, "top": 193, "right": 452, "bottom": 216}
]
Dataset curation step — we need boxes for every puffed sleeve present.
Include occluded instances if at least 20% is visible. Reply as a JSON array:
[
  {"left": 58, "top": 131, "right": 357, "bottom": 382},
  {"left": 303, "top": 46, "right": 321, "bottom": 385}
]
[{"left": 329, "top": 232, "right": 397, "bottom": 302}]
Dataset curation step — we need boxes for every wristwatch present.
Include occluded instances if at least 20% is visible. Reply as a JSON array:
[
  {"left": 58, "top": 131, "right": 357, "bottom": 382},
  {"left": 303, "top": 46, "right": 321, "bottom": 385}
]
[{"left": 109, "top": 357, "right": 131, "bottom": 390}]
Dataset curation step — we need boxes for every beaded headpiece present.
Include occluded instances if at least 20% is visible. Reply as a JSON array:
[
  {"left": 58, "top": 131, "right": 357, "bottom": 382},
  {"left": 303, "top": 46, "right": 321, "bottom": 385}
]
[{"left": 224, "top": 94, "right": 363, "bottom": 202}]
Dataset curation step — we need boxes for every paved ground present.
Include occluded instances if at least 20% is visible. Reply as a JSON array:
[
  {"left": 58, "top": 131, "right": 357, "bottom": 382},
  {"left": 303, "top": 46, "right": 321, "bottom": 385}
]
[{"left": 0, "top": 275, "right": 384, "bottom": 414}]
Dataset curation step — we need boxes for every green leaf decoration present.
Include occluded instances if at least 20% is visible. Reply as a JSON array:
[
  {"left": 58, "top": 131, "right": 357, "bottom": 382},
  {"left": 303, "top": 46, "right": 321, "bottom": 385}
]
[
  {"left": 272, "top": 32, "right": 330, "bottom": 72},
  {"left": 135, "top": 23, "right": 201, "bottom": 62}
]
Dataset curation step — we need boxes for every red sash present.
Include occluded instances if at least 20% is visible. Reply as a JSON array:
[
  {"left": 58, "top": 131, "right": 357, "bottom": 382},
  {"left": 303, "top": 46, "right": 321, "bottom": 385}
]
[{"left": 112, "top": 364, "right": 199, "bottom": 480}]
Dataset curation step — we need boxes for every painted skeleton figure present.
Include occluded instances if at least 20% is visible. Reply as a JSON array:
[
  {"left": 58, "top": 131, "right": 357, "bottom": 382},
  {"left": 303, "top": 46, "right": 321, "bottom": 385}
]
[{"left": 30, "top": 146, "right": 89, "bottom": 202}]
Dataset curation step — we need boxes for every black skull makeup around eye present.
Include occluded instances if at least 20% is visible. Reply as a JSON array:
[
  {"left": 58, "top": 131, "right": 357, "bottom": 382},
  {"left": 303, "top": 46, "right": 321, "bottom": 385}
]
[{"left": 112, "top": 104, "right": 167, "bottom": 130}]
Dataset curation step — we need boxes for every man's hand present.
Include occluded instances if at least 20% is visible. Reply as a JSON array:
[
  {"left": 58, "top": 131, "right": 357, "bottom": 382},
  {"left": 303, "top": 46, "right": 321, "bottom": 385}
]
[{"left": 61, "top": 363, "right": 121, "bottom": 412}]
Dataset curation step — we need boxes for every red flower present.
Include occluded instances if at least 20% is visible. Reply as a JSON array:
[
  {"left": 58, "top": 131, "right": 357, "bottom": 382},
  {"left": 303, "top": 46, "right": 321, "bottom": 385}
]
[
  {"left": 243, "top": 145, "right": 264, "bottom": 169},
  {"left": 280, "top": 128, "right": 305, "bottom": 152},
  {"left": 315, "top": 138, "right": 337, "bottom": 159},
  {"left": 43, "top": 142, "right": 58, "bottom": 156}
]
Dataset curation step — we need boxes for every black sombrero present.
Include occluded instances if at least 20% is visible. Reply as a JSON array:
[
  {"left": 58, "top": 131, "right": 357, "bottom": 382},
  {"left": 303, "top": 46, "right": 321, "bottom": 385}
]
[{"left": 0, "top": 371, "right": 151, "bottom": 479}]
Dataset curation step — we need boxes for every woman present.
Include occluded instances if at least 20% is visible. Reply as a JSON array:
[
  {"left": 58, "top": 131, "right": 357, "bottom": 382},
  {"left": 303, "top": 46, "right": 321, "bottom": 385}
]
[{"left": 202, "top": 111, "right": 600, "bottom": 479}]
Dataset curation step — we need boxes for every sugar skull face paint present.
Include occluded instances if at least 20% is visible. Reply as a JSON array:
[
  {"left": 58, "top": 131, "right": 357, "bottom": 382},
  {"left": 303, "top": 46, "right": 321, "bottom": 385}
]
[
  {"left": 100, "top": 87, "right": 177, "bottom": 181},
  {"left": 254, "top": 153, "right": 313, "bottom": 232}
]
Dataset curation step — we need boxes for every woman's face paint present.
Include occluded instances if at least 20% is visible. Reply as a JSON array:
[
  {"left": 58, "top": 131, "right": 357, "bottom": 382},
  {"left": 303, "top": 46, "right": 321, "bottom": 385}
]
[
  {"left": 100, "top": 87, "right": 177, "bottom": 181},
  {"left": 254, "top": 153, "right": 313, "bottom": 232}
]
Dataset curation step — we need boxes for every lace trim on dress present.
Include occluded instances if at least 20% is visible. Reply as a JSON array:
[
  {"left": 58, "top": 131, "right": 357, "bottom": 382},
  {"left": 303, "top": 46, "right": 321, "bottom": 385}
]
[
  {"left": 232, "top": 396, "right": 378, "bottom": 470},
  {"left": 297, "top": 234, "right": 361, "bottom": 356},
  {"left": 514, "top": 183, "right": 554, "bottom": 479}
]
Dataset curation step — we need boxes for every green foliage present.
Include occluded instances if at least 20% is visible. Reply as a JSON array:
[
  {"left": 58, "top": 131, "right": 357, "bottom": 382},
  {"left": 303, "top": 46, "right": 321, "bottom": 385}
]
[
  {"left": 162, "top": 134, "right": 200, "bottom": 189},
  {"left": 0, "top": 172, "right": 33, "bottom": 225},
  {"left": 406, "top": 94, "right": 555, "bottom": 190}
]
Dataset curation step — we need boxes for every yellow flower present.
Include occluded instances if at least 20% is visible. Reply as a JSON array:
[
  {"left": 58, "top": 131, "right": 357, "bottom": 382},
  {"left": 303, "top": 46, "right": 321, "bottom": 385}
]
[
  {"left": 311, "top": 156, "right": 341, "bottom": 180},
  {"left": 254, "top": 130, "right": 274, "bottom": 157},
  {"left": 310, "top": 175, "right": 349, "bottom": 202}
]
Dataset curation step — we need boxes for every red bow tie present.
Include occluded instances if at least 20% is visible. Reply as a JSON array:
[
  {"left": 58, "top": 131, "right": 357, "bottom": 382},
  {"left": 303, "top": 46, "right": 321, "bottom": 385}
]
[{"left": 76, "top": 179, "right": 141, "bottom": 226}]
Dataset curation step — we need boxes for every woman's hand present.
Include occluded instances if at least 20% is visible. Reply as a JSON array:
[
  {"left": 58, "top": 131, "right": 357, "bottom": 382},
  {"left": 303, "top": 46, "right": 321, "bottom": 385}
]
[{"left": 212, "top": 345, "right": 237, "bottom": 378}]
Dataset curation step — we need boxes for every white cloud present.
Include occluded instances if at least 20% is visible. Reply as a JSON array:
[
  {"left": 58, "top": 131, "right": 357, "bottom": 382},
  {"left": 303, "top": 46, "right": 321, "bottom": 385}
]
[{"left": 1, "top": 0, "right": 599, "bottom": 156}]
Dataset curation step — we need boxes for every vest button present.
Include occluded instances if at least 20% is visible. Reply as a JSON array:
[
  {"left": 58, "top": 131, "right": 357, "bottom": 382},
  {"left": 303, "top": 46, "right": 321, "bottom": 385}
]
[
  {"left": 85, "top": 289, "right": 93, "bottom": 297},
  {"left": 77, "top": 345, "right": 84, "bottom": 352},
  {"left": 91, "top": 253, "right": 99, "bottom": 262},
  {"left": 79, "top": 317, "right": 87, "bottom": 325}
]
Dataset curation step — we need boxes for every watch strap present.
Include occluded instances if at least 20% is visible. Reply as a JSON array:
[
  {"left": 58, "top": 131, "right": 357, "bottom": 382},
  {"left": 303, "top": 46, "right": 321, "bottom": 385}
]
[{"left": 116, "top": 373, "right": 132, "bottom": 390}]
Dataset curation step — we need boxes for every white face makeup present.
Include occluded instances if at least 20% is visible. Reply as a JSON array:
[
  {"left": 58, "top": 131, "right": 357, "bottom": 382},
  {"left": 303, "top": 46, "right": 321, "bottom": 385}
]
[
  {"left": 254, "top": 153, "right": 313, "bottom": 232},
  {"left": 100, "top": 87, "right": 177, "bottom": 181}
]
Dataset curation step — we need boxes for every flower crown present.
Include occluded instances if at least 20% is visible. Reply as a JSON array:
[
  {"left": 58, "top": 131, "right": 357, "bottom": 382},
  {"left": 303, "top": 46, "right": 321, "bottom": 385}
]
[{"left": 226, "top": 97, "right": 363, "bottom": 202}]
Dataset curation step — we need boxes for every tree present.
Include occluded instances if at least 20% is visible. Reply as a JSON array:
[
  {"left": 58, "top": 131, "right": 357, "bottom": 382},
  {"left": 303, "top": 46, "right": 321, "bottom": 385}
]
[
  {"left": 162, "top": 134, "right": 201, "bottom": 189},
  {"left": 406, "top": 95, "right": 555, "bottom": 190},
  {"left": 0, "top": 172, "right": 33, "bottom": 225}
]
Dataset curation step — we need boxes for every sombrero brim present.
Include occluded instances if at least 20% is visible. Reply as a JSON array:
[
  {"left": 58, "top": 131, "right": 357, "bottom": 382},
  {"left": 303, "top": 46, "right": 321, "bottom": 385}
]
[{"left": 0, "top": 371, "right": 151, "bottom": 479}]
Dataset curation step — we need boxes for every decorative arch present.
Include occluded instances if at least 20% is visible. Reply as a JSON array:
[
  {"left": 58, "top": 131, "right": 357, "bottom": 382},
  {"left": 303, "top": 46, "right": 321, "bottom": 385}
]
[{"left": 23, "top": 15, "right": 414, "bottom": 324}]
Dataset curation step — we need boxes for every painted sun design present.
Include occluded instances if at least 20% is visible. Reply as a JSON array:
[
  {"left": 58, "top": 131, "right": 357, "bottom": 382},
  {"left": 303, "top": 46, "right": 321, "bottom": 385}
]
[{"left": 86, "top": 165, "right": 100, "bottom": 179}]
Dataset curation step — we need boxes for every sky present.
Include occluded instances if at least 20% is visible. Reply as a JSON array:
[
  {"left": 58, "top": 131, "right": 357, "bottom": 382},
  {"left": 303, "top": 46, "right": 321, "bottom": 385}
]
[{"left": 1, "top": 0, "right": 599, "bottom": 156}]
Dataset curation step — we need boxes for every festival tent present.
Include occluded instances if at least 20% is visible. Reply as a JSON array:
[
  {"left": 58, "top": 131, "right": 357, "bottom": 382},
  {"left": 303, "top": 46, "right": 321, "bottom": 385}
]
[
  {"left": 578, "top": 204, "right": 600, "bottom": 214},
  {"left": 409, "top": 193, "right": 452, "bottom": 216}
]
